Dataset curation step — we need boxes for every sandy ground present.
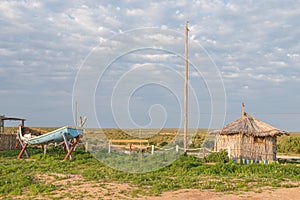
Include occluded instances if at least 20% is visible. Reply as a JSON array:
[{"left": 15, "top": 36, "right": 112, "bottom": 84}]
[
  {"left": 145, "top": 187, "right": 300, "bottom": 200},
  {"left": 10, "top": 173, "right": 300, "bottom": 200}
]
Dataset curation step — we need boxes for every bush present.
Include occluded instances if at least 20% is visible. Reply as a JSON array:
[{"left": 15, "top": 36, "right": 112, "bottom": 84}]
[
  {"left": 204, "top": 150, "right": 229, "bottom": 163},
  {"left": 191, "top": 133, "right": 205, "bottom": 148},
  {"left": 170, "top": 155, "right": 203, "bottom": 170},
  {"left": 277, "top": 137, "right": 300, "bottom": 154}
]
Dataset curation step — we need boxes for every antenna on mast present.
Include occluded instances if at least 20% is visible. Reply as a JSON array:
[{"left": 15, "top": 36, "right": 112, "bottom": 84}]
[{"left": 75, "top": 101, "right": 87, "bottom": 127}]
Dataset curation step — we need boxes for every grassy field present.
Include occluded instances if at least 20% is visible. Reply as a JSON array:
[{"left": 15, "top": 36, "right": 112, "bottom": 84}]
[
  {"left": 0, "top": 145, "right": 300, "bottom": 199},
  {"left": 1, "top": 127, "right": 299, "bottom": 199}
]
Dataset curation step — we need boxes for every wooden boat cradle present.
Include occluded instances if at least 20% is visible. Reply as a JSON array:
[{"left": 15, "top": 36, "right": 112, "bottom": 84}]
[{"left": 16, "top": 125, "right": 82, "bottom": 161}]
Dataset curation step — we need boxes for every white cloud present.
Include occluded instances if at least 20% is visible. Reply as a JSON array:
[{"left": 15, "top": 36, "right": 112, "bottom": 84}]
[
  {"left": 287, "top": 53, "right": 299, "bottom": 60},
  {"left": 242, "top": 85, "right": 249, "bottom": 90},
  {"left": 126, "top": 8, "right": 144, "bottom": 16},
  {"left": 269, "top": 61, "right": 288, "bottom": 67},
  {"left": 247, "top": 73, "right": 286, "bottom": 83},
  {"left": 0, "top": 0, "right": 299, "bottom": 129}
]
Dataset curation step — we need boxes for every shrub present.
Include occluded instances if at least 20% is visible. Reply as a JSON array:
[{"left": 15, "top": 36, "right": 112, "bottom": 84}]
[
  {"left": 204, "top": 150, "right": 229, "bottom": 163},
  {"left": 277, "top": 137, "right": 300, "bottom": 154}
]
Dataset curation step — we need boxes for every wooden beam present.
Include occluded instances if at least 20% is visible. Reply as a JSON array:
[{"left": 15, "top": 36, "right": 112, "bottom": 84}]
[
  {"left": 17, "top": 143, "right": 28, "bottom": 159},
  {"left": 109, "top": 139, "right": 149, "bottom": 143},
  {"left": 111, "top": 144, "right": 149, "bottom": 149},
  {"left": 184, "top": 21, "right": 189, "bottom": 154},
  {"left": 64, "top": 136, "right": 80, "bottom": 161},
  {"left": 62, "top": 132, "right": 72, "bottom": 159},
  {"left": 16, "top": 131, "right": 30, "bottom": 157}
]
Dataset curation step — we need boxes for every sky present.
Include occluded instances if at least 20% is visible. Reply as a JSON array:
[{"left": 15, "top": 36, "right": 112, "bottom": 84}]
[{"left": 0, "top": 0, "right": 300, "bottom": 131}]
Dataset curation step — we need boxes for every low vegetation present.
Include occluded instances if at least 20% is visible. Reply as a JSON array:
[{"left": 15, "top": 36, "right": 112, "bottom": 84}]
[
  {"left": 204, "top": 150, "right": 230, "bottom": 163},
  {"left": 277, "top": 136, "right": 300, "bottom": 154},
  {"left": 1, "top": 128, "right": 299, "bottom": 198},
  {"left": 0, "top": 146, "right": 299, "bottom": 199}
]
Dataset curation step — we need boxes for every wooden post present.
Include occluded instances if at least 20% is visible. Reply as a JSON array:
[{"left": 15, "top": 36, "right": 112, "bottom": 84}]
[
  {"left": 151, "top": 145, "right": 154, "bottom": 155},
  {"left": 15, "top": 140, "right": 20, "bottom": 149},
  {"left": 183, "top": 21, "right": 189, "bottom": 155},
  {"left": 16, "top": 132, "right": 29, "bottom": 157},
  {"left": 62, "top": 132, "right": 72, "bottom": 159},
  {"left": 176, "top": 145, "right": 179, "bottom": 152},
  {"left": 17, "top": 143, "right": 28, "bottom": 159},
  {"left": 63, "top": 142, "right": 66, "bottom": 152},
  {"left": 202, "top": 148, "right": 205, "bottom": 160},
  {"left": 64, "top": 136, "right": 80, "bottom": 161},
  {"left": 43, "top": 145, "right": 47, "bottom": 155},
  {"left": 0, "top": 118, "right": 3, "bottom": 133},
  {"left": 85, "top": 141, "right": 88, "bottom": 152},
  {"left": 108, "top": 141, "right": 111, "bottom": 153}
]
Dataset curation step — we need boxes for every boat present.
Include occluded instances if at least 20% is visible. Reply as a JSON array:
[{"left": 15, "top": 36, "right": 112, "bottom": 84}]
[
  {"left": 17, "top": 125, "right": 84, "bottom": 160},
  {"left": 20, "top": 126, "right": 83, "bottom": 145}
]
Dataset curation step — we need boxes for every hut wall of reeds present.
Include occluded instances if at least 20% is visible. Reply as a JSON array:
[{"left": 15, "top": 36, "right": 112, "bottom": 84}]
[
  {"left": 215, "top": 134, "right": 277, "bottom": 161},
  {"left": 213, "top": 104, "right": 288, "bottom": 161},
  {"left": 0, "top": 134, "right": 16, "bottom": 151}
]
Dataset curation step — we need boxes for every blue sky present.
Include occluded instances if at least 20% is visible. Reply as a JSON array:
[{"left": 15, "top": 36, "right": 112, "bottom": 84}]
[{"left": 0, "top": 0, "right": 300, "bottom": 131}]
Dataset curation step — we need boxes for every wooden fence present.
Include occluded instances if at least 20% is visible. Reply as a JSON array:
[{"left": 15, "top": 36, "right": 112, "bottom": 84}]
[
  {"left": 83, "top": 140, "right": 213, "bottom": 158},
  {"left": 0, "top": 134, "right": 214, "bottom": 159},
  {"left": 0, "top": 134, "right": 16, "bottom": 151}
]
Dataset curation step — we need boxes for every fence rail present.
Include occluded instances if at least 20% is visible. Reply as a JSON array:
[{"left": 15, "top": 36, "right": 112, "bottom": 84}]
[{"left": 81, "top": 141, "right": 213, "bottom": 157}]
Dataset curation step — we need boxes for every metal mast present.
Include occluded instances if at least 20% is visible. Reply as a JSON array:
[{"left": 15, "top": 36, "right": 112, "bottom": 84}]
[
  {"left": 184, "top": 21, "right": 189, "bottom": 154},
  {"left": 75, "top": 101, "right": 78, "bottom": 127}
]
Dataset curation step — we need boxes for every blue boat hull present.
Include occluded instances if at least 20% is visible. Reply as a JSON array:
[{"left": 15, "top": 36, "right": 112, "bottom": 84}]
[{"left": 24, "top": 126, "right": 83, "bottom": 145}]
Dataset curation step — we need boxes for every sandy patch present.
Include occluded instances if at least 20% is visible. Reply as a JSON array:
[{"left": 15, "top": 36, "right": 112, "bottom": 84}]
[
  {"left": 11, "top": 173, "right": 300, "bottom": 200},
  {"left": 144, "top": 187, "right": 300, "bottom": 200},
  {"left": 35, "top": 173, "right": 135, "bottom": 199}
]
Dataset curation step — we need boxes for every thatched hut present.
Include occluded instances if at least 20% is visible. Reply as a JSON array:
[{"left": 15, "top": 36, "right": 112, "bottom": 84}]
[{"left": 212, "top": 104, "right": 289, "bottom": 161}]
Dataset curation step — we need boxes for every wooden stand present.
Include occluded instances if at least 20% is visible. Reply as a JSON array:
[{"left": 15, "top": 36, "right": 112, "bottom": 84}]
[
  {"left": 17, "top": 132, "right": 30, "bottom": 158},
  {"left": 64, "top": 135, "right": 80, "bottom": 161},
  {"left": 17, "top": 143, "right": 28, "bottom": 159},
  {"left": 62, "top": 132, "right": 72, "bottom": 159},
  {"left": 17, "top": 131, "right": 81, "bottom": 160}
]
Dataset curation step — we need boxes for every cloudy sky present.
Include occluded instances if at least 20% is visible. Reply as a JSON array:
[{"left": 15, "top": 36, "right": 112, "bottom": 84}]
[{"left": 1, "top": 0, "right": 300, "bottom": 131}]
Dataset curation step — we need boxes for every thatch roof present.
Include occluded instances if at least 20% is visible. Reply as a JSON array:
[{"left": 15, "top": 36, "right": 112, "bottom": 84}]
[{"left": 211, "top": 111, "right": 289, "bottom": 137}]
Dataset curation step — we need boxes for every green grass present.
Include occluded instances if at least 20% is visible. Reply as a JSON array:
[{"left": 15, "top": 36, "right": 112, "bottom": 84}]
[
  {"left": 1, "top": 127, "right": 300, "bottom": 198},
  {"left": 0, "top": 146, "right": 299, "bottom": 199}
]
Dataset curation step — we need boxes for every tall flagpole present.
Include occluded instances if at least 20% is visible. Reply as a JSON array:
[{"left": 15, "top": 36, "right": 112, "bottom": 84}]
[{"left": 184, "top": 21, "right": 189, "bottom": 154}]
